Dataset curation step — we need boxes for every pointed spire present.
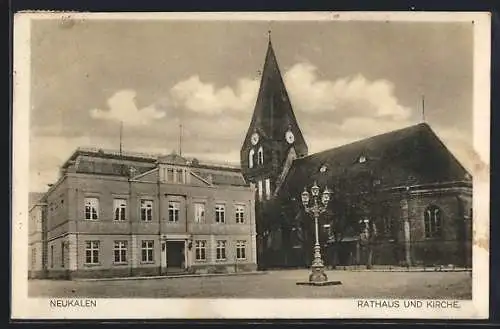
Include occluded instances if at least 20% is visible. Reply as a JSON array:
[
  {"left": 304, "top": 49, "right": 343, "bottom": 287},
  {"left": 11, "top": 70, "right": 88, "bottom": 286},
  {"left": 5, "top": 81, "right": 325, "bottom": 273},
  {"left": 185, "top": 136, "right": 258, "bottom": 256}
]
[
  {"left": 240, "top": 34, "right": 309, "bottom": 168},
  {"left": 252, "top": 33, "right": 301, "bottom": 141},
  {"left": 421, "top": 95, "right": 426, "bottom": 122}
]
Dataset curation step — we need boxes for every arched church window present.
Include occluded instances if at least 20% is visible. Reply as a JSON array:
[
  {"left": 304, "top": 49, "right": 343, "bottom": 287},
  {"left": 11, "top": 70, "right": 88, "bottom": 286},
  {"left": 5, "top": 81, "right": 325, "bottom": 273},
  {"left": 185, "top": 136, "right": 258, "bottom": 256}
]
[
  {"left": 258, "top": 146, "right": 264, "bottom": 165},
  {"left": 249, "top": 149, "right": 255, "bottom": 168},
  {"left": 424, "top": 205, "right": 442, "bottom": 238}
]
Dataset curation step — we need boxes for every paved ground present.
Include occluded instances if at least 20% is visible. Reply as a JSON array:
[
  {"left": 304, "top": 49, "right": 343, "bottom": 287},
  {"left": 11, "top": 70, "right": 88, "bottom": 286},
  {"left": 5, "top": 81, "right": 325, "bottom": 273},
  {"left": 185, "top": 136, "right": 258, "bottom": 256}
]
[{"left": 28, "top": 269, "right": 472, "bottom": 299}]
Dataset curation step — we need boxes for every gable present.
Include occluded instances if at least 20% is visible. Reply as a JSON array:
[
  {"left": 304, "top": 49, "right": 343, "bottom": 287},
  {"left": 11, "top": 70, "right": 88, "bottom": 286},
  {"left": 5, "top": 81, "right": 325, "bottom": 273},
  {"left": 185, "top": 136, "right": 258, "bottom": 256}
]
[
  {"left": 132, "top": 168, "right": 159, "bottom": 182},
  {"left": 189, "top": 172, "right": 213, "bottom": 187}
]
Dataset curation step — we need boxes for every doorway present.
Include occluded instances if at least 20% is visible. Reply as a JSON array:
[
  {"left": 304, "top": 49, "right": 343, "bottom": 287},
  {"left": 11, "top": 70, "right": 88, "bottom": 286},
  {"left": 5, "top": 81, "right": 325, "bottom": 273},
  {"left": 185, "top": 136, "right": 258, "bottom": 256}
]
[{"left": 166, "top": 241, "right": 185, "bottom": 270}]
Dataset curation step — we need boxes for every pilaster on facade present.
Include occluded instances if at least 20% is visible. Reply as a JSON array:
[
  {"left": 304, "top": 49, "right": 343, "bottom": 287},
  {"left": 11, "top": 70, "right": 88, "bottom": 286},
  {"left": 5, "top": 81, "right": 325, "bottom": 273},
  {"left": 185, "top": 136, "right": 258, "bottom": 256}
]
[
  {"left": 67, "top": 234, "right": 77, "bottom": 271},
  {"left": 400, "top": 197, "right": 412, "bottom": 266},
  {"left": 131, "top": 234, "right": 138, "bottom": 268}
]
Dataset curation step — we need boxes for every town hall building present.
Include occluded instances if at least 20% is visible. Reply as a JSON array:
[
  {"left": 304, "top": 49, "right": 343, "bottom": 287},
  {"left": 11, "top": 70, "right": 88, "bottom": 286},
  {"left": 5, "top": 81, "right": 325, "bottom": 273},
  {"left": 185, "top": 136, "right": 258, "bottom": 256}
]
[{"left": 29, "top": 149, "right": 257, "bottom": 279}]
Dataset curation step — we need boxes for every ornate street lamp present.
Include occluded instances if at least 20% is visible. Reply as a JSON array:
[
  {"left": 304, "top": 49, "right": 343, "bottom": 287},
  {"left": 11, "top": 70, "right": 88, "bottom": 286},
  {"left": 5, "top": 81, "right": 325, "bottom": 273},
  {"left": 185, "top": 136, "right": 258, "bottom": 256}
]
[{"left": 297, "top": 181, "right": 341, "bottom": 286}]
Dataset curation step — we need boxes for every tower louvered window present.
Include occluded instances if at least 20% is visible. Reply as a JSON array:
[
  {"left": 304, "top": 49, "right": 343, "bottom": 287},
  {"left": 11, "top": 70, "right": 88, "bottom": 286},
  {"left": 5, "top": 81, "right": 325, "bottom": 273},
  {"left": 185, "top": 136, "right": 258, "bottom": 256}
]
[
  {"left": 249, "top": 149, "right": 255, "bottom": 168},
  {"left": 257, "top": 146, "right": 264, "bottom": 165}
]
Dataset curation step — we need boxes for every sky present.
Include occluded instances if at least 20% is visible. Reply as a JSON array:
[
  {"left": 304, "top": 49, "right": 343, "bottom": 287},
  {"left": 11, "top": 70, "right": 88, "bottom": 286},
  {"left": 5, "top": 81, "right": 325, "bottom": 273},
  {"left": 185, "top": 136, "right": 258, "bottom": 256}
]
[{"left": 29, "top": 18, "right": 474, "bottom": 192}]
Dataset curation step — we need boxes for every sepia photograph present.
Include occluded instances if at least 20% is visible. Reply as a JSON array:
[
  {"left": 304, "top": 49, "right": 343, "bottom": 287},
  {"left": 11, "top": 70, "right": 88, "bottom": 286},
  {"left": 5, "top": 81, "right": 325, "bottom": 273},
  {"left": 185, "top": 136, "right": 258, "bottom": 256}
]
[{"left": 12, "top": 11, "right": 490, "bottom": 319}]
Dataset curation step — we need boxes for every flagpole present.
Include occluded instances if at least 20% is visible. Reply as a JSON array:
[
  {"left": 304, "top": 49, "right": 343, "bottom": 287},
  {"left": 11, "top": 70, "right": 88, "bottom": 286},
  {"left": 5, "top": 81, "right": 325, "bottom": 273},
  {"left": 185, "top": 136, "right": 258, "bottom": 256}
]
[
  {"left": 179, "top": 123, "right": 183, "bottom": 157},
  {"left": 119, "top": 121, "right": 123, "bottom": 156},
  {"left": 119, "top": 121, "right": 124, "bottom": 175},
  {"left": 421, "top": 95, "right": 425, "bottom": 122}
]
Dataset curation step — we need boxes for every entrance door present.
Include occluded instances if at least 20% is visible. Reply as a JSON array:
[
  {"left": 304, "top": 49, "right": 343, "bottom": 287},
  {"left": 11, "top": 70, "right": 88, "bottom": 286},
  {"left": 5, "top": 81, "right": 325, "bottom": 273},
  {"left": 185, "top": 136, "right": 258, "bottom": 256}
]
[{"left": 166, "top": 241, "right": 185, "bottom": 271}]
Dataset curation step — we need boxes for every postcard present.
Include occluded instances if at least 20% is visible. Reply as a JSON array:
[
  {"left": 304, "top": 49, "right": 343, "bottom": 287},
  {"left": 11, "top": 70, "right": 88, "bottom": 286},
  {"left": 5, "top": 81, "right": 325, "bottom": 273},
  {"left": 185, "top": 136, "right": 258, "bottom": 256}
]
[{"left": 12, "top": 11, "right": 490, "bottom": 319}]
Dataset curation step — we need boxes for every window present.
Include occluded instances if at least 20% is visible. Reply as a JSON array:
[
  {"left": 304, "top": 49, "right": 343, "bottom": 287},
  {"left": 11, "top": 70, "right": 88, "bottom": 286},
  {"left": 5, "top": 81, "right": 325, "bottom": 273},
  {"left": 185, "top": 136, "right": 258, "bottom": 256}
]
[
  {"left": 236, "top": 240, "right": 246, "bottom": 260},
  {"left": 141, "top": 240, "right": 154, "bottom": 263},
  {"left": 215, "top": 204, "right": 225, "bottom": 223},
  {"left": 216, "top": 240, "right": 226, "bottom": 260},
  {"left": 140, "top": 200, "right": 153, "bottom": 222},
  {"left": 85, "top": 241, "right": 100, "bottom": 264},
  {"left": 194, "top": 203, "right": 205, "bottom": 223},
  {"left": 424, "top": 205, "right": 442, "bottom": 238},
  {"left": 195, "top": 240, "right": 207, "bottom": 261},
  {"left": 113, "top": 241, "right": 128, "bottom": 263},
  {"left": 84, "top": 197, "right": 99, "bottom": 220},
  {"left": 235, "top": 205, "right": 245, "bottom": 224},
  {"left": 257, "top": 146, "right": 264, "bottom": 165},
  {"left": 265, "top": 178, "right": 271, "bottom": 200},
  {"left": 113, "top": 199, "right": 127, "bottom": 221},
  {"left": 168, "top": 201, "right": 180, "bottom": 222},
  {"left": 249, "top": 149, "right": 255, "bottom": 168},
  {"left": 176, "top": 169, "right": 185, "bottom": 183},
  {"left": 167, "top": 168, "right": 174, "bottom": 182},
  {"left": 258, "top": 180, "right": 263, "bottom": 201},
  {"left": 50, "top": 245, "right": 54, "bottom": 268},
  {"left": 61, "top": 242, "right": 65, "bottom": 268}
]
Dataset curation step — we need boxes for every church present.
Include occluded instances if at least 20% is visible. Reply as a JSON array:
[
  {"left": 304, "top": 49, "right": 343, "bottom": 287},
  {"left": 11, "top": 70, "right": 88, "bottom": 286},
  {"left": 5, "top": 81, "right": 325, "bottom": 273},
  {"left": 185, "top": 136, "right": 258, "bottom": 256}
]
[{"left": 239, "top": 38, "right": 473, "bottom": 270}]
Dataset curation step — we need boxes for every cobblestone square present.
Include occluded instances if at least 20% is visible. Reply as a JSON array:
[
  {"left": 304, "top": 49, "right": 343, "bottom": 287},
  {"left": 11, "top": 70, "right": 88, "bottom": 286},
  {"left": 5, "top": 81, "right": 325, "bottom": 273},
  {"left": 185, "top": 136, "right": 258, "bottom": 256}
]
[{"left": 28, "top": 270, "right": 472, "bottom": 299}]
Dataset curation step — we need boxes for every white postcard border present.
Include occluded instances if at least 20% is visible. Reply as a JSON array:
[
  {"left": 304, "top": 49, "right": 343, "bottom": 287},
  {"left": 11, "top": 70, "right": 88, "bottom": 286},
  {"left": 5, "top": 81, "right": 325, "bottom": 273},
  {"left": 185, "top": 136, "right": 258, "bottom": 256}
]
[{"left": 11, "top": 11, "right": 491, "bottom": 319}]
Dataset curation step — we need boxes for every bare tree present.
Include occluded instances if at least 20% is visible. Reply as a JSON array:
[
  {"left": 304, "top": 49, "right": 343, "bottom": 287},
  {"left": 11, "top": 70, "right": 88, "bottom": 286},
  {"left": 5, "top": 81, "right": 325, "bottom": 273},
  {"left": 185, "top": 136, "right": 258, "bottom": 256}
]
[{"left": 351, "top": 170, "right": 386, "bottom": 269}]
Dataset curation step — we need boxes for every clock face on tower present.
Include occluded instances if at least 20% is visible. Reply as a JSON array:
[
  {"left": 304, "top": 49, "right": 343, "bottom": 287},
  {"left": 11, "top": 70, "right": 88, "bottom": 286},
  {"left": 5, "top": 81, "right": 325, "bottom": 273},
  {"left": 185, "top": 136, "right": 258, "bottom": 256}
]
[
  {"left": 285, "top": 130, "right": 295, "bottom": 144},
  {"left": 251, "top": 132, "right": 260, "bottom": 145}
]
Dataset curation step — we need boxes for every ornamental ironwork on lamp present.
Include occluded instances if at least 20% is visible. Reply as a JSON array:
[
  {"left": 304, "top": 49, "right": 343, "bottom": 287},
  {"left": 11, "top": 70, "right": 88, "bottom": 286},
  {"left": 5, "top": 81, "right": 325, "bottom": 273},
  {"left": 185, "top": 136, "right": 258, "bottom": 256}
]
[{"left": 301, "top": 181, "right": 332, "bottom": 283}]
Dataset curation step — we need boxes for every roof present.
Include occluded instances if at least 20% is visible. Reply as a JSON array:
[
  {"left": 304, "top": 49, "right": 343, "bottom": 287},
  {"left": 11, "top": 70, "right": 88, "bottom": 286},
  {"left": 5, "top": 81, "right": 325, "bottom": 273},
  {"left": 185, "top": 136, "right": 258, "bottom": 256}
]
[
  {"left": 73, "top": 158, "right": 156, "bottom": 177},
  {"left": 241, "top": 39, "right": 308, "bottom": 156},
  {"left": 62, "top": 148, "right": 241, "bottom": 174},
  {"left": 280, "top": 123, "right": 471, "bottom": 199},
  {"left": 59, "top": 148, "right": 247, "bottom": 186},
  {"left": 62, "top": 147, "right": 158, "bottom": 169},
  {"left": 191, "top": 170, "right": 248, "bottom": 187}
]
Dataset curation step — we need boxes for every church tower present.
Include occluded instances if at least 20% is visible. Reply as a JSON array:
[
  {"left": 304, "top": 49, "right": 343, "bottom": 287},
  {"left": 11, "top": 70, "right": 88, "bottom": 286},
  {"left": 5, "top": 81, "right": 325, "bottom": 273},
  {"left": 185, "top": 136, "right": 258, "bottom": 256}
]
[
  {"left": 241, "top": 34, "right": 308, "bottom": 269},
  {"left": 240, "top": 35, "right": 308, "bottom": 202}
]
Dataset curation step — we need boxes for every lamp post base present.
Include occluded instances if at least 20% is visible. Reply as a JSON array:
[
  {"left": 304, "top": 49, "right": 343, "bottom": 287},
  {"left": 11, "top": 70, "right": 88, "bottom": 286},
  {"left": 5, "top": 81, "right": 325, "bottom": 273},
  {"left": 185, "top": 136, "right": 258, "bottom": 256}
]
[
  {"left": 309, "top": 265, "right": 328, "bottom": 282},
  {"left": 296, "top": 265, "right": 342, "bottom": 286},
  {"left": 296, "top": 280, "right": 342, "bottom": 286}
]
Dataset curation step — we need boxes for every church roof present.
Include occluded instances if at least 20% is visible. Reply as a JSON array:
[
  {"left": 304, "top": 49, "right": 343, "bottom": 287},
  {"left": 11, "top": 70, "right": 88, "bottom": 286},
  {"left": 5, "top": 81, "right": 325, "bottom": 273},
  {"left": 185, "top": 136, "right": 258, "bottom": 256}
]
[
  {"left": 241, "top": 38, "right": 307, "bottom": 155},
  {"left": 280, "top": 123, "right": 471, "bottom": 199}
]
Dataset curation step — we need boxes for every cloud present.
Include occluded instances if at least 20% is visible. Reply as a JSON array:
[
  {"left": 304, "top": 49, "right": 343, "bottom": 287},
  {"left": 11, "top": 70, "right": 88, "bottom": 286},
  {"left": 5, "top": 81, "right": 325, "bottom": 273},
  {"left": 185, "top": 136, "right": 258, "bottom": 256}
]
[
  {"left": 90, "top": 89, "right": 166, "bottom": 126},
  {"left": 29, "top": 135, "right": 105, "bottom": 192},
  {"left": 34, "top": 63, "right": 447, "bottom": 192},
  {"left": 282, "top": 62, "right": 416, "bottom": 147},
  {"left": 284, "top": 62, "right": 411, "bottom": 120},
  {"left": 170, "top": 76, "right": 259, "bottom": 114}
]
